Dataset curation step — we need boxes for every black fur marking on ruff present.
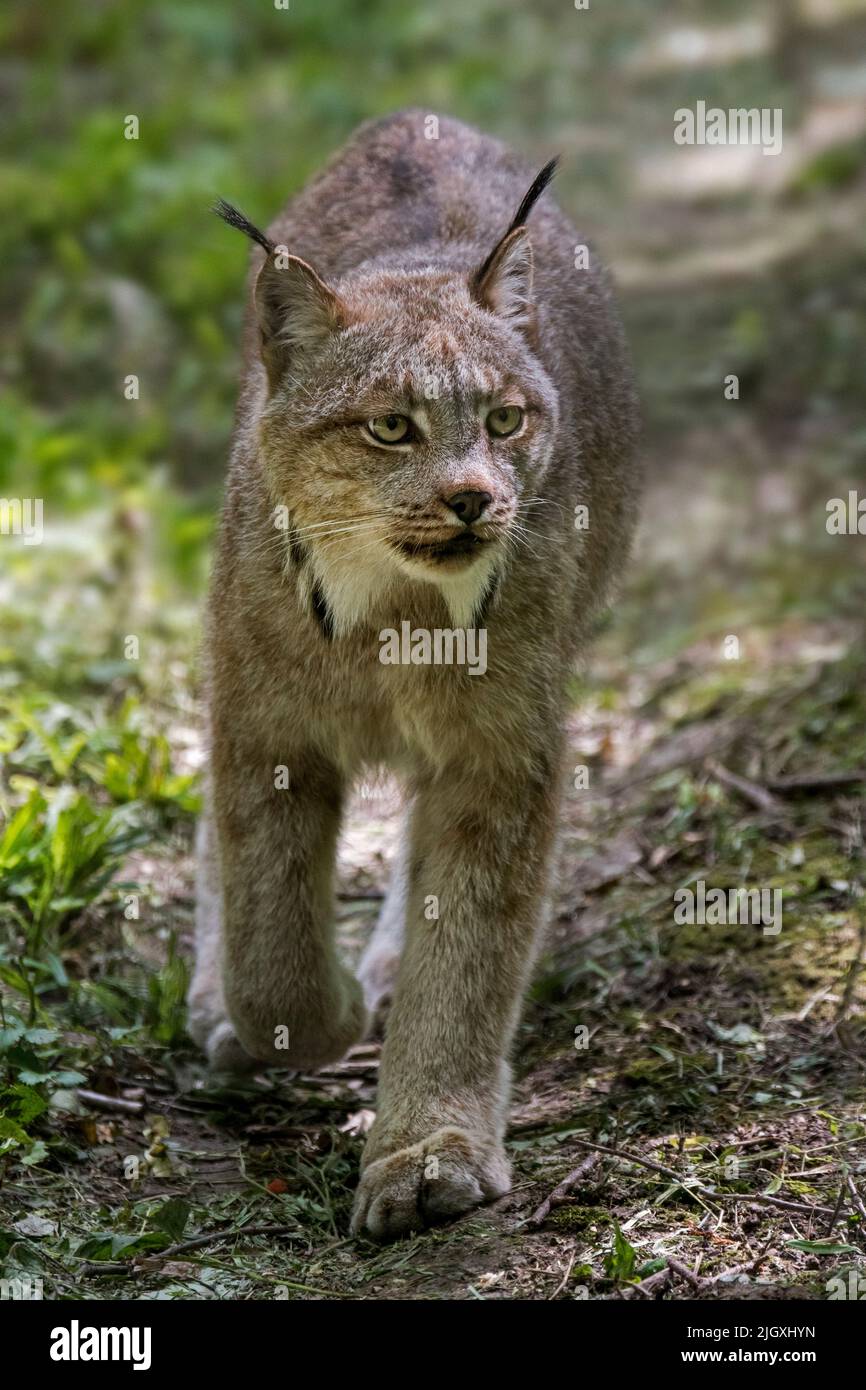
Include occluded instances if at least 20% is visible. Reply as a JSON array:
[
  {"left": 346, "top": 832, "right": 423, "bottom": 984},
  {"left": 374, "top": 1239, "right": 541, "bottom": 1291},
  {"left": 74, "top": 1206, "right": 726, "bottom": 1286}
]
[{"left": 311, "top": 581, "right": 335, "bottom": 641}]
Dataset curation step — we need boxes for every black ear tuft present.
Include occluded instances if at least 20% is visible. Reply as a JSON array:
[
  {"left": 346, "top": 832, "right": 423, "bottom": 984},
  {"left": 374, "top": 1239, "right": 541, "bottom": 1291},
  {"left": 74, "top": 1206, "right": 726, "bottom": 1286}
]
[
  {"left": 474, "top": 157, "right": 559, "bottom": 286},
  {"left": 211, "top": 198, "right": 275, "bottom": 255},
  {"left": 506, "top": 156, "right": 560, "bottom": 237}
]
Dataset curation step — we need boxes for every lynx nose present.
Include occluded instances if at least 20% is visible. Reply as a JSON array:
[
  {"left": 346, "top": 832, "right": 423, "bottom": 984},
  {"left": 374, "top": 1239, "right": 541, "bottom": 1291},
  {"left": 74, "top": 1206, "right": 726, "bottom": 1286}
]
[{"left": 444, "top": 490, "right": 492, "bottom": 525}]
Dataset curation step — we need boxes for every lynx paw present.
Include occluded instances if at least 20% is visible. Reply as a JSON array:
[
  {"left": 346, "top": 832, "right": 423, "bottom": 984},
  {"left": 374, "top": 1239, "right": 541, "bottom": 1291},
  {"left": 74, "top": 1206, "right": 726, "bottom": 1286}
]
[
  {"left": 351, "top": 1126, "right": 510, "bottom": 1241},
  {"left": 187, "top": 990, "right": 258, "bottom": 1074},
  {"left": 226, "top": 967, "right": 367, "bottom": 1071},
  {"left": 201, "top": 1019, "right": 259, "bottom": 1075},
  {"left": 357, "top": 942, "right": 400, "bottom": 1031}
]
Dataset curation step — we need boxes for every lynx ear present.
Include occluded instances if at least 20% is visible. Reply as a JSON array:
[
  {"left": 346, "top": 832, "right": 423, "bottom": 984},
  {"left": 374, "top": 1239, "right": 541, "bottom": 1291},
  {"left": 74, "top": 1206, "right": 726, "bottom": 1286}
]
[
  {"left": 255, "top": 254, "right": 348, "bottom": 385},
  {"left": 211, "top": 200, "right": 347, "bottom": 386},
  {"left": 470, "top": 156, "right": 558, "bottom": 335},
  {"left": 471, "top": 226, "right": 534, "bottom": 329}
]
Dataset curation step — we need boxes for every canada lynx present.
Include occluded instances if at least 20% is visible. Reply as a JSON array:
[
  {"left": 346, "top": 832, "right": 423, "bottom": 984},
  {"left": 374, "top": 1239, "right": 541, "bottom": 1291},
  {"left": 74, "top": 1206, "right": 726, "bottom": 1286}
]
[{"left": 188, "top": 110, "right": 640, "bottom": 1240}]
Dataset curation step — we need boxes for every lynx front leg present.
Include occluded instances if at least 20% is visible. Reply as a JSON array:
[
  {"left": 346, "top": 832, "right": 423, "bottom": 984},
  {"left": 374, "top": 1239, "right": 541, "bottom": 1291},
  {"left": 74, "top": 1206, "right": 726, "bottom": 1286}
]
[
  {"left": 215, "top": 746, "right": 366, "bottom": 1070},
  {"left": 188, "top": 811, "right": 258, "bottom": 1072},
  {"left": 352, "top": 763, "right": 561, "bottom": 1240}
]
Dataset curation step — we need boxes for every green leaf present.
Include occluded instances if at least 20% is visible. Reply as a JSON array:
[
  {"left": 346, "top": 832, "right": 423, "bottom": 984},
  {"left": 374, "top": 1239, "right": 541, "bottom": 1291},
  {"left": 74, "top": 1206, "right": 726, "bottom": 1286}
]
[
  {"left": 50, "top": 1069, "right": 87, "bottom": 1086},
  {"left": 21, "top": 1027, "right": 59, "bottom": 1044},
  {"left": 5, "top": 1082, "right": 48, "bottom": 1124},
  {"left": 149, "top": 1198, "right": 191, "bottom": 1241},
  {"left": 0, "top": 1019, "right": 27, "bottom": 1048},
  {"left": 19, "top": 1139, "right": 49, "bottom": 1166},
  {"left": 0, "top": 1116, "right": 30, "bottom": 1145},
  {"left": 604, "top": 1222, "right": 637, "bottom": 1282},
  {"left": 76, "top": 1231, "right": 168, "bottom": 1261},
  {"left": 709, "top": 1022, "right": 764, "bottom": 1046}
]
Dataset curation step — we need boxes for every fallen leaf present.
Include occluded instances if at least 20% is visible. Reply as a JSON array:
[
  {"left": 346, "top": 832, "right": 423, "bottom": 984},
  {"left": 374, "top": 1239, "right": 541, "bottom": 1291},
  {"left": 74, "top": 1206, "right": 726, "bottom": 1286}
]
[
  {"left": 13, "top": 1214, "right": 57, "bottom": 1237},
  {"left": 79, "top": 1118, "right": 98, "bottom": 1145},
  {"left": 339, "top": 1108, "right": 376, "bottom": 1137},
  {"left": 575, "top": 833, "right": 643, "bottom": 891}
]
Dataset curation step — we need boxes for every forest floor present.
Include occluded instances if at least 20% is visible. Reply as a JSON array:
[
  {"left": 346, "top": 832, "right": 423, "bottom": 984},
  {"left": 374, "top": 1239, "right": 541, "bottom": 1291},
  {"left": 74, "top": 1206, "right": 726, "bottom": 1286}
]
[{"left": 2, "top": 411, "right": 865, "bottom": 1301}]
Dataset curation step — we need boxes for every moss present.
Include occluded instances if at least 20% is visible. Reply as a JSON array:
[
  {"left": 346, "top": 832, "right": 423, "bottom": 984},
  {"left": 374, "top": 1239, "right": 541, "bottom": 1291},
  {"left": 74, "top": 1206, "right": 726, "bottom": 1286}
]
[{"left": 548, "top": 1204, "right": 613, "bottom": 1234}]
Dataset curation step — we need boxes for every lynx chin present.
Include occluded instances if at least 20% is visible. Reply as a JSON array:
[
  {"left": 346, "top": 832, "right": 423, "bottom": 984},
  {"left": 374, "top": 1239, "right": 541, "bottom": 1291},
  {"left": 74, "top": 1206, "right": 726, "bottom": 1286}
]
[{"left": 188, "top": 110, "right": 640, "bottom": 1241}]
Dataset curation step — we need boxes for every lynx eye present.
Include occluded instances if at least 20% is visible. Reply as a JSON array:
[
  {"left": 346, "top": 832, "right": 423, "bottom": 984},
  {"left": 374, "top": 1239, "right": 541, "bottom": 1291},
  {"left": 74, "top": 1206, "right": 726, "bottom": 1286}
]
[
  {"left": 486, "top": 405, "right": 523, "bottom": 438},
  {"left": 368, "top": 413, "right": 412, "bottom": 444}
]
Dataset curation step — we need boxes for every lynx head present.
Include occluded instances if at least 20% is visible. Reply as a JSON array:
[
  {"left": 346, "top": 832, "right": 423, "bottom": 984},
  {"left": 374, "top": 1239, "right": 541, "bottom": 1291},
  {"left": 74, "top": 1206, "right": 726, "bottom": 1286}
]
[{"left": 214, "top": 161, "right": 560, "bottom": 633}]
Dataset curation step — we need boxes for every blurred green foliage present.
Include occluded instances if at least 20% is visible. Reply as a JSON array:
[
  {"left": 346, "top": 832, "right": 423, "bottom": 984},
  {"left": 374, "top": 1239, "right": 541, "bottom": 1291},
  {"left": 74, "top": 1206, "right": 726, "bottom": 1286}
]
[
  {"left": 4, "top": 0, "right": 667, "bottom": 501},
  {"left": 2, "top": 0, "right": 863, "bottom": 508}
]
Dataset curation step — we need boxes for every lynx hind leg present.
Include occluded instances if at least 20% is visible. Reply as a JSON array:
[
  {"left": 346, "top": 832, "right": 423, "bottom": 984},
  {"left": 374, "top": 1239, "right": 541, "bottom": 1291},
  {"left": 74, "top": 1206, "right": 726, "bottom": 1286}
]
[
  {"left": 187, "top": 815, "right": 257, "bottom": 1073},
  {"left": 357, "top": 824, "right": 410, "bottom": 1027}
]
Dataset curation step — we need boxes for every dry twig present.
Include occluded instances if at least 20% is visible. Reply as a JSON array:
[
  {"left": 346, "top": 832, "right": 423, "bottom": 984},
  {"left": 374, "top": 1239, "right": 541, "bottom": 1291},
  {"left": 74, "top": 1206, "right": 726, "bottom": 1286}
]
[{"left": 528, "top": 1153, "right": 601, "bottom": 1228}]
